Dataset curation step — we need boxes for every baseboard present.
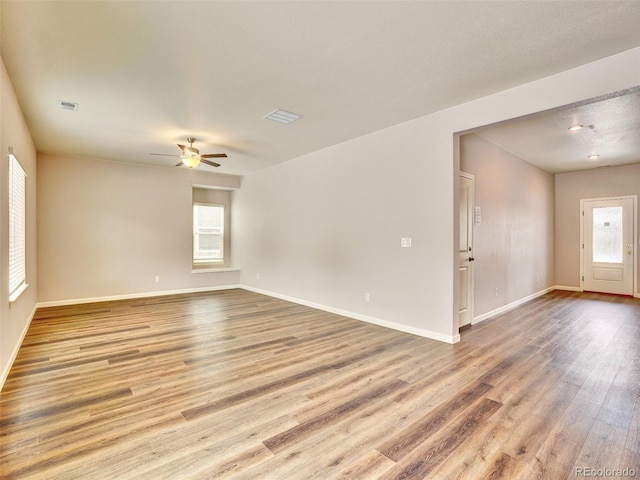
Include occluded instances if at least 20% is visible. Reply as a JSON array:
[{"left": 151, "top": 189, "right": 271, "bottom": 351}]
[
  {"left": 556, "top": 285, "right": 640, "bottom": 297},
  {"left": 241, "top": 285, "right": 460, "bottom": 344},
  {"left": 553, "top": 285, "right": 583, "bottom": 292},
  {"left": 0, "top": 304, "right": 38, "bottom": 392},
  {"left": 36, "top": 284, "right": 242, "bottom": 308},
  {"left": 472, "top": 286, "right": 556, "bottom": 325}
]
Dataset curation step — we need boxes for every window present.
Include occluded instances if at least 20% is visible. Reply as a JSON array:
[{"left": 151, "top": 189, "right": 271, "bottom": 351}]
[
  {"left": 193, "top": 203, "right": 225, "bottom": 266},
  {"left": 9, "top": 154, "right": 27, "bottom": 301},
  {"left": 592, "top": 206, "right": 623, "bottom": 263}
]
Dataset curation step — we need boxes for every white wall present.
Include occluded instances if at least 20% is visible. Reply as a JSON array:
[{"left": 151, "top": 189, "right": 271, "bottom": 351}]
[
  {"left": 555, "top": 163, "right": 640, "bottom": 291},
  {"left": 460, "top": 133, "right": 555, "bottom": 318},
  {"left": 234, "top": 46, "right": 640, "bottom": 343},
  {"left": 37, "top": 154, "right": 241, "bottom": 304},
  {"left": 1, "top": 57, "right": 38, "bottom": 387}
]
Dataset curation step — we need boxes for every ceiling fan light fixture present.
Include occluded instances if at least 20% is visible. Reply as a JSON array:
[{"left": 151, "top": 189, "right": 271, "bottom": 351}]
[
  {"left": 568, "top": 124, "right": 584, "bottom": 131},
  {"left": 181, "top": 154, "right": 200, "bottom": 168}
]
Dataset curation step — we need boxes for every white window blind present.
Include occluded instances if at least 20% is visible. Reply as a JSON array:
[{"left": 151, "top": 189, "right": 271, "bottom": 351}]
[
  {"left": 193, "top": 204, "right": 224, "bottom": 263},
  {"left": 9, "top": 154, "right": 27, "bottom": 299}
]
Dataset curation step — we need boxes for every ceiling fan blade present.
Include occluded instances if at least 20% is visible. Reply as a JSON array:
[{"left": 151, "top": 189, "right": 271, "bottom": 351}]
[
  {"left": 175, "top": 161, "right": 184, "bottom": 167},
  {"left": 201, "top": 153, "right": 227, "bottom": 159},
  {"left": 201, "top": 159, "right": 221, "bottom": 168},
  {"left": 149, "top": 153, "right": 180, "bottom": 157},
  {"left": 177, "top": 144, "right": 188, "bottom": 154}
]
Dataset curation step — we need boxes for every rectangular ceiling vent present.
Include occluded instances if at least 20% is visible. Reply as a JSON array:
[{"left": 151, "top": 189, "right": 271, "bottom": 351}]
[
  {"left": 58, "top": 100, "right": 79, "bottom": 112},
  {"left": 263, "top": 109, "right": 302, "bottom": 124}
]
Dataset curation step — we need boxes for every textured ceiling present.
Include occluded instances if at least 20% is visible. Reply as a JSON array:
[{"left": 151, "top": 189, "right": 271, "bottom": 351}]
[
  {"left": 2, "top": 1, "right": 640, "bottom": 175},
  {"left": 474, "top": 88, "right": 640, "bottom": 174}
]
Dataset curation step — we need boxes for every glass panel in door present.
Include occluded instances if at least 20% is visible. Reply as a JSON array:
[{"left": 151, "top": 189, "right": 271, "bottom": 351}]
[{"left": 592, "top": 206, "right": 623, "bottom": 263}]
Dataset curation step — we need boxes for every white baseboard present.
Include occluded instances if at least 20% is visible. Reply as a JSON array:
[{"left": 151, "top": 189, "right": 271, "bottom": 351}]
[
  {"left": 472, "top": 286, "right": 555, "bottom": 325},
  {"left": 241, "top": 285, "right": 460, "bottom": 344},
  {"left": 556, "top": 284, "right": 640, "bottom": 297},
  {"left": 553, "top": 285, "right": 583, "bottom": 292},
  {"left": 0, "top": 304, "right": 38, "bottom": 392},
  {"left": 36, "top": 284, "right": 242, "bottom": 308}
]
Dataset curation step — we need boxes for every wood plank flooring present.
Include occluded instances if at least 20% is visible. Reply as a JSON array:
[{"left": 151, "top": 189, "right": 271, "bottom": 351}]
[{"left": 1, "top": 289, "right": 639, "bottom": 479}]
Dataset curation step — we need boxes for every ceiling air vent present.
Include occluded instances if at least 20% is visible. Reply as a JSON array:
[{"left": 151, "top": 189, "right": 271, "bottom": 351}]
[
  {"left": 263, "top": 109, "right": 302, "bottom": 124},
  {"left": 58, "top": 100, "right": 79, "bottom": 112}
]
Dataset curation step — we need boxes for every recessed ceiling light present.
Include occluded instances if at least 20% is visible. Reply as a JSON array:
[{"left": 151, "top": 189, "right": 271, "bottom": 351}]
[
  {"left": 264, "top": 109, "right": 302, "bottom": 124},
  {"left": 588, "top": 154, "right": 600, "bottom": 160},
  {"left": 568, "top": 124, "right": 583, "bottom": 131}
]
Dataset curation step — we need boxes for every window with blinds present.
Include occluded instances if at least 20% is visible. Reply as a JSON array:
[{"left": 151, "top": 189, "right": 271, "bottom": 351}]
[
  {"left": 9, "top": 154, "right": 27, "bottom": 301},
  {"left": 193, "top": 203, "right": 225, "bottom": 265}
]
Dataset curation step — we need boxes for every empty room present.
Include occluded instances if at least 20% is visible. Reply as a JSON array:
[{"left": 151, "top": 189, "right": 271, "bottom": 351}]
[{"left": 1, "top": 1, "right": 640, "bottom": 479}]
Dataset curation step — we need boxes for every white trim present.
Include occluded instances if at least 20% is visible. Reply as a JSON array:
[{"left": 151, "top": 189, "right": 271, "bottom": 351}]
[
  {"left": 458, "top": 171, "right": 475, "bottom": 330},
  {"left": 0, "top": 304, "right": 38, "bottom": 392},
  {"left": 242, "top": 285, "right": 460, "bottom": 344},
  {"left": 472, "top": 286, "right": 555, "bottom": 325},
  {"left": 191, "top": 267, "right": 240, "bottom": 274},
  {"left": 554, "top": 285, "right": 583, "bottom": 292},
  {"left": 36, "top": 284, "right": 241, "bottom": 308},
  {"left": 580, "top": 195, "right": 637, "bottom": 296},
  {"left": 8, "top": 282, "right": 29, "bottom": 304}
]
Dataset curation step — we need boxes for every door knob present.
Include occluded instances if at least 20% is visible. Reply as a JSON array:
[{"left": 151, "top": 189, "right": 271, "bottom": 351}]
[{"left": 469, "top": 257, "right": 475, "bottom": 262}]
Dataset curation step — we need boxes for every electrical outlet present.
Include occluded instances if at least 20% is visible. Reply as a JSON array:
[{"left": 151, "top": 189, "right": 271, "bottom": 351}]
[
  {"left": 256, "top": 273, "right": 260, "bottom": 280},
  {"left": 495, "top": 287, "right": 498, "bottom": 297},
  {"left": 365, "top": 292, "right": 371, "bottom": 302},
  {"left": 155, "top": 275, "right": 160, "bottom": 283}
]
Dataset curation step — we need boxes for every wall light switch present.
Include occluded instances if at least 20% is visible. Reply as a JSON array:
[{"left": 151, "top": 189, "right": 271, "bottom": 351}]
[
  {"left": 401, "top": 237, "right": 412, "bottom": 248},
  {"left": 474, "top": 206, "right": 481, "bottom": 225}
]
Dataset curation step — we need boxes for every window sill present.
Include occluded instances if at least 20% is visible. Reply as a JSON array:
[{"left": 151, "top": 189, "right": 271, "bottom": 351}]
[
  {"left": 9, "top": 283, "right": 29, "bottom": 304},
  {"left": 191, "top": 267, "right": 240, "bottom": 274}
]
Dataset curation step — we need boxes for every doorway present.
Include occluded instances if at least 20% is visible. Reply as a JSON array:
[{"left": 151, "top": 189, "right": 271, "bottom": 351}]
[{"left": 581, "top": 196, "right": 636, "bottom": 295}]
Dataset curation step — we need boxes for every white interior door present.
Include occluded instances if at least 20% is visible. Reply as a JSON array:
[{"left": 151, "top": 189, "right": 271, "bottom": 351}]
[
  {"left": 459, "top": 173, "right": 475, "bottom": 328},
  {"left": 582, "top": 197, "right": 635, "bottom": 295}
]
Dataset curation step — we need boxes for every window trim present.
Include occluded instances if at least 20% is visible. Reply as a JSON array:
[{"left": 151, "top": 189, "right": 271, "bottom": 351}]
[
  {"left": 8, "top": 153, "right": 28, "bottom": 303},
  {"left": 192, "top": 202, "right": 227, "bottom": 268}
]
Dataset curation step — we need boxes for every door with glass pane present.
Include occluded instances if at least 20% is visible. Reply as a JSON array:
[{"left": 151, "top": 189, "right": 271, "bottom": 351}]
[{"left": 582, "top": 197, "right": 635, "bottom": 295}]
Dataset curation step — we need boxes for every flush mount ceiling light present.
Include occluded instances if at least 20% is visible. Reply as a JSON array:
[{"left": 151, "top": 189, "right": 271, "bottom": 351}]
[
  {"left": 588, "top": 154, "right": 600, "bottom": 160},
  {"left": 568, "top": 124, "right": 584, "bottom": 131},
  {"left": 264, "top": 109, "right": 302, "bottom": 124}
]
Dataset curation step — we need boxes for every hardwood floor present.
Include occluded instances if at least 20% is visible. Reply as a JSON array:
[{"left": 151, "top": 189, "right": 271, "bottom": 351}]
[{"left": 1, "top": 289, "right": 639, "bottom": 479}]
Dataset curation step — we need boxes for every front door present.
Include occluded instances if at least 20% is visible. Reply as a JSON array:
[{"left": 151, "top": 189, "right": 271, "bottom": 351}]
[
  {"left": 582, "top": 197, "right": 635, "bottom": 295},
  {"left": 459, "top": 173, "right": 475, "bottom": 327}
]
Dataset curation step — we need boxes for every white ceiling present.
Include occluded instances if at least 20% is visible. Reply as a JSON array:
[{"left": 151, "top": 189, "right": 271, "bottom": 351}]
[
  {"left": 2, "top": 1, "right": 640, "bottom": 176},
  {"left": 473, "top": 87, "right": 640, "bottom": 174}
]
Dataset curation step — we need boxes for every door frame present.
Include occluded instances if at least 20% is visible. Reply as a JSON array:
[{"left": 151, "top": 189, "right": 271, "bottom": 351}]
[
  {"left": 580, "top": 195, "right": 637, "bottom": 296},
  {"left": 459, "top": 172, "right": 475, "bottom": 329}
]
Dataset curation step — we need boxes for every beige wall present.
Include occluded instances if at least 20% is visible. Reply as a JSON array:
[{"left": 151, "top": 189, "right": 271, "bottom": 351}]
[
  {"left": 555, "top": 164, "right": 640, "bottom": 290},
  {"left": 1, "top": 57, "right": 38, "bottom": 386},
  {"left": 234, "top": 47, "right": 640, "bottom": 343},
  {"left": 460, "top": 133, "right": 555, "bottom": 318},
  {"left": 37, "top": 154, "right": 241, "bottom": 303}
]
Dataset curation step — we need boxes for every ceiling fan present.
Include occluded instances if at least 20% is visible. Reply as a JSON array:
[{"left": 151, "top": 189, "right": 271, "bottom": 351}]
[{"left": 150, "top": 137, "right": 227, "bottom": 168}]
